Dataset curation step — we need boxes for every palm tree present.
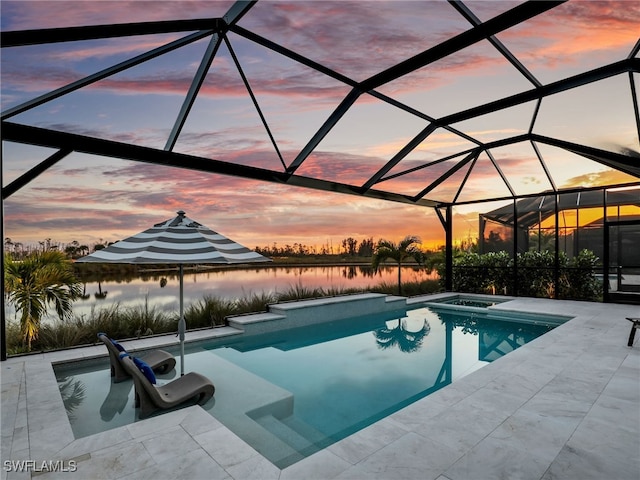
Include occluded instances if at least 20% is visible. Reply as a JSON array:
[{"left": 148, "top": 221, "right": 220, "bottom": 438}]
[
  {"left": 4, "top": 250, "right": 83, "bottom": 351},
  {"left": 374, "top": 318, "right": 431, "bottom": 353},
  {"left": 528, "top": 230, "right": 555, "bottom": 252},
  {"left": 372, "top": 235, "right": 423, "bottom": 295}
]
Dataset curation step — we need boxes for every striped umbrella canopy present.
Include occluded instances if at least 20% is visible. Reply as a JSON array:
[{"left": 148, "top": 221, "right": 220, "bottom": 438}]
[{"left": 76, "top": 210, "right": 271, "bottom": 374}]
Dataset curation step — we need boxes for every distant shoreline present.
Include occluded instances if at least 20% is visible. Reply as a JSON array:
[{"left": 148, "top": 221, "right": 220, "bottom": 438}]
[
  {"left": 135, "top": 261, "right": 423, "bottom": 274},
  {"left": 73, "top": 258, "right": 427, "bottom": 282}
]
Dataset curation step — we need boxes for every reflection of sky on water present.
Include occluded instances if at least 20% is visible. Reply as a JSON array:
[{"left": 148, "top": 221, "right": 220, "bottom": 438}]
[
  {"left": 210, "top": 306, "right": 536, "bottom": 440},
  {"left": 5, "top": 266, "right": 437, "bottom": 322},
  {"left": 55, "top": 303, "right": 556, "bottom": 461}
]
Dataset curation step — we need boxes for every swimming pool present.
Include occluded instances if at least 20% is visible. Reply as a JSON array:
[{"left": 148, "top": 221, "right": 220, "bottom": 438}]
[{"left": 54, "top": 304, "right": 566, "bottom": 468}]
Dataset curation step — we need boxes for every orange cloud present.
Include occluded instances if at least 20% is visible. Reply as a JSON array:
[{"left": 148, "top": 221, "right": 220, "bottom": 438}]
[
  {"left": 562, "top": 169, "right": 639, "bottom": 189},
  {"left": 499, "top": 0, "right": 640, "bottom": 68},
  {"left": 3, "top": 153, "right": 448, "bottom": 251}
]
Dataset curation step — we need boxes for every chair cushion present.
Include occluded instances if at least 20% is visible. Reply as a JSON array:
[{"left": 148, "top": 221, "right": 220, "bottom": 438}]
[{"left": 132, "top": 357, "right": 157, "bottom": 385}]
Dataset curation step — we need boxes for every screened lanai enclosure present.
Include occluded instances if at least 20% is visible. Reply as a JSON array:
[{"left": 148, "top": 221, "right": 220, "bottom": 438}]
[
  {"left": 479, "top": 187, "right": 640, "bottom": 303},
  {"left": 2, "top": 1, "right": 640, "bottom": 358}
]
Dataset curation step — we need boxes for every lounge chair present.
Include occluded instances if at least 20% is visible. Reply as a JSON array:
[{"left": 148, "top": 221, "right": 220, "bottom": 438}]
[
  {"left": 98, "top": 333, "right": 176, "bottom": 383},
  {"left": 119, "top": 353, "right": 215, "bottom": 419}
]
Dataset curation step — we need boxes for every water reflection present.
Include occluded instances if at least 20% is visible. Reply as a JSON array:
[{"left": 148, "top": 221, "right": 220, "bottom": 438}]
[
  {"left": 55, "top": 306, "right": 557, "bottom": 447},
  {"left": 99, "top": 380, "right": 132, "bottom": 421},
  {"left": 58, "top": 377, "right": 86, "bottom": 422},
  {"left": 34, "top": 266, "right": 437, "bottom": 321},
  {"left": 373, "top": 317, "right": 431, "bottom": 353},
  {"left": 80, "top": 284, "right": 91, "bottom": 300},
  {"left": 431, "top": 308, "right": 554, "bottom": 363},
  {"left": 94, "top": 281, "right": 108, "bottom": 300}
]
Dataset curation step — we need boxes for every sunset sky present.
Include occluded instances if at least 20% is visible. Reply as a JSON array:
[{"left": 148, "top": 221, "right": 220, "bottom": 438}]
[{"left": 2, "top": 0, "right": 639, "bottom": 252}]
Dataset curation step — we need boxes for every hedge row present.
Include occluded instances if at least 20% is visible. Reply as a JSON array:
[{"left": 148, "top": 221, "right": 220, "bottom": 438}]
[{"left": 439, "top": 249, "right": 601, "bottom": 300}]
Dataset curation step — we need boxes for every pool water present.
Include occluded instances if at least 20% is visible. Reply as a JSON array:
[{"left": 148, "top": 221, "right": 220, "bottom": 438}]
[{"left": 54, "top": 305, "right": 562, "bottom": 468}]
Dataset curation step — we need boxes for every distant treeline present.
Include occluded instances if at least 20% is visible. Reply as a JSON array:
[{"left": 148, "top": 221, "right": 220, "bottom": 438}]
[
  {"left": 254, "top": 237, "right": 377, "bottom": 257},
  {"left": 8, "top": 236, "right": 393, "bottom": 259},
  {"left": 7, "top": 235, "right": 450, "bottom": 262}
]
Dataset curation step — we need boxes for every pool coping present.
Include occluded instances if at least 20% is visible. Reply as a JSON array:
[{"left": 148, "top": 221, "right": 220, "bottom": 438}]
[
  {"left": 228, "top": 292, "right": 407, "bottom": 334},
  {"left": 2, "top": 293, "right": 639, "bottom": 480}
]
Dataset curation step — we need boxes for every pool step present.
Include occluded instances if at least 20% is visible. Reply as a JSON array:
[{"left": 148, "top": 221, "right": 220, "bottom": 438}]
[{"left": 252, "top": 413, "right": 326, "bottom": 467}]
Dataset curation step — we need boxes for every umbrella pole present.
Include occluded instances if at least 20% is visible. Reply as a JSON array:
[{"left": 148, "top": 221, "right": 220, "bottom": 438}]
[{"left": 179, "top": 264, "right": 185, "bottom": 376}]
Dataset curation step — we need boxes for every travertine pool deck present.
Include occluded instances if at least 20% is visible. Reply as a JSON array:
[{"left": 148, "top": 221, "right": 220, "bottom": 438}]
[{"left": 2, "top": 295, "right": 639, "bottom": 479}]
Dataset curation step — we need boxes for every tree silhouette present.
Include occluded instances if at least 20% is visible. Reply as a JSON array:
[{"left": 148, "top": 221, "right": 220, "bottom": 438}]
[
  {"left": 58, "top": 377, "right": 86, "bottom": 422},
  {"left": 372, "top": 235, "right": 423, "bottom": 295},
  {"left": 528, "top": 230, "right": 555, "bottom": 252},
  {"left": 374, "top": 317, "right": 430, "bottom": 353},
  {"left": 80, "top": 283, "right": 91, "bottom": 300},
  {"left": 94, "top": 281, "right": 108, "bottom": 300}
]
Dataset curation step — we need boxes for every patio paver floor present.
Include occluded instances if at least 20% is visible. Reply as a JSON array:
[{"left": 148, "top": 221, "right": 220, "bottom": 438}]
[{"left": 2, "top": 295, "right": 639, "bottom": 480}]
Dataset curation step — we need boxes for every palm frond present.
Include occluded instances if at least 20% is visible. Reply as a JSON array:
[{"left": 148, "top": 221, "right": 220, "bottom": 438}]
[{"left": 4, "top": 250, "right": 82, "bottom": 350}]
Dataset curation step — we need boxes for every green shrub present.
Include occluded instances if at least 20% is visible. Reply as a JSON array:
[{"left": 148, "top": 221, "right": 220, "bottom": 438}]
[
  {"left": 563, "top": 249, "right": 602, "bottom": 301},
  {"left": 118, "top": 299, "right": 175, "bottom": 336},
  {"left": 38, "top": 317, "right": 96, "bottom": 350},
  {"left": 446, "top": 249, "right": 601, "bottom": 301},
  {"left": 443, "top": 251, "right": 511, "bottom": 294},
  {"left": 185, "top": 295, "right": 237, "bottom": 327},
  {"left": 77, "top": 304, "right": 137, "bottom": 339},
  {"left": 515, "top": 250, "right": 564, "bottom": 298},
  {"left": 275, "top": 283, "right": 329, "bottom": 302},
  {"left": 371, "top": 279, "right": 441, "bottom": 296},
  {"left": 5, "top": 321, "right": 26, "bottom": 355}
]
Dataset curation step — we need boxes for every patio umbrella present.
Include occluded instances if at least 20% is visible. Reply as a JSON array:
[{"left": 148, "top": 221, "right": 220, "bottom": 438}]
[{"left": 76, "top": 210, "right": 271, "bottom": 375}]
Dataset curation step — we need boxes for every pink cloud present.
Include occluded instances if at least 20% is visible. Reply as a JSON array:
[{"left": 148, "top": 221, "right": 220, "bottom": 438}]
[
  {"left": 1, "top": 1, "right": 235, "bottom": 30},
  {"left": 12, "top": 0, "right": 615, "bottom": 119},
  {"left": 498, "top": 0, "right": 640, "bottom": 68},
  {"left": 1, "top": 63, "right": 82, "bottom": 94},
  {"left": 4, "top": 1, "right": 634, "bottom": 252},
  {"left": 5, "top": 1, "right": 635, "bottom": 104},
  {"left": 241, "top": 1, "right": 465, "bottom": 80},
  {"left": 293, "top": 150, "right": 390, "bottom": 186},
  {"left": 3, "top": 164, "right": 449, "bottom": 249},
  {"left": 2, "top": 51, "right": 351, "bottom": 113},
  {"left": 48, "top": 35, "right": 185, "bottom": 62}
]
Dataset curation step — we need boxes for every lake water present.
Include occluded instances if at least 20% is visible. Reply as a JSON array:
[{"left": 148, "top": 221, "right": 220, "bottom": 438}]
[{"left": 7, "top": 265, "right": 437, "bottom": 322}]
